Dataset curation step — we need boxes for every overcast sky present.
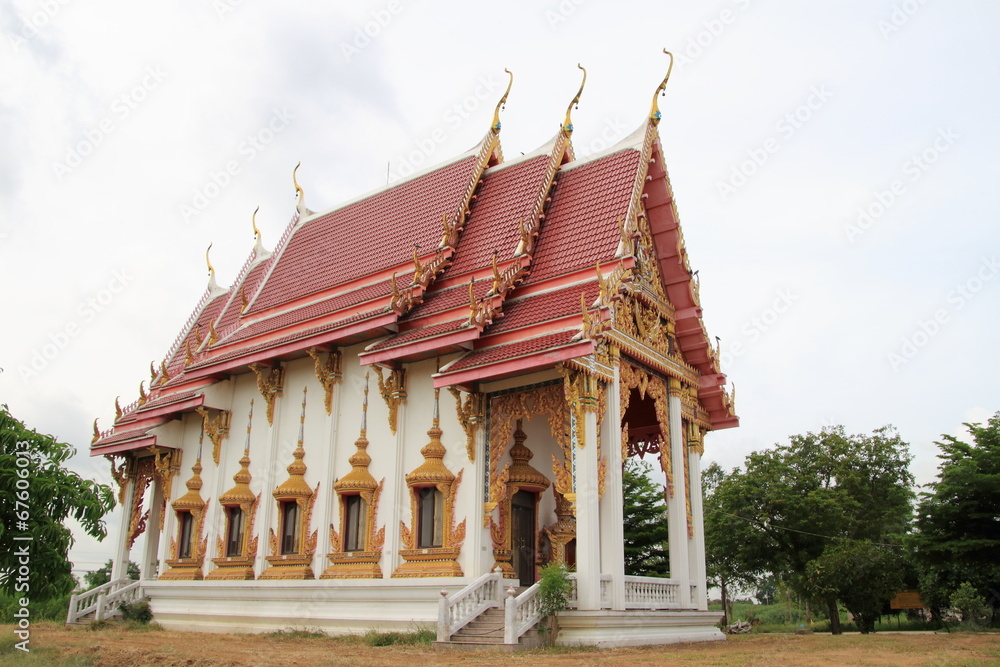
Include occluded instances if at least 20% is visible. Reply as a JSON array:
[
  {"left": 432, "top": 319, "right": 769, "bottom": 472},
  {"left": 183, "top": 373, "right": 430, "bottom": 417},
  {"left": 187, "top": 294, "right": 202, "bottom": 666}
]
[{"left": 1, "top": 1, "right": 997, "bottom": 575}]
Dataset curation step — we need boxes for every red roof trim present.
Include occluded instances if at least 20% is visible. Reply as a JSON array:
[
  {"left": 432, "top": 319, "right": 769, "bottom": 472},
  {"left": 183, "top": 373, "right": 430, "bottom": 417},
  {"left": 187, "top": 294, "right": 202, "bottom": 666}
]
[
  {"left": 90, "top": 435, "right": 158, "bottom": 456},
  {"left": 359, "top": 326, "right": 478, "bottom": 365},
  {"left": 434, "top": 338, "right": 593, "bottom": 388}
]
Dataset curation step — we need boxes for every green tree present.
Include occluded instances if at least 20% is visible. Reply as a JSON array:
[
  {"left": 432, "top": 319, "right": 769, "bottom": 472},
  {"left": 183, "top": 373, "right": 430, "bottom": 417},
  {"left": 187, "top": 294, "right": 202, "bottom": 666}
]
[
  {"left": 622, "top": 458, "right": 669, "bottom": 577},
  {"left": 908, "top": 412, "right": 1000, "bottom": 616},
  {"left": 806, "top": 540, "right": 905, "bottom": 633},
  {"left": 705, "top": 425, "right": 914, "bottom": 634},
  {"left": 0, "top": 404, "right": 116, "bottom": 600},
  {"left": 83, "top": 558, "right": 140, "bottom": 589}
]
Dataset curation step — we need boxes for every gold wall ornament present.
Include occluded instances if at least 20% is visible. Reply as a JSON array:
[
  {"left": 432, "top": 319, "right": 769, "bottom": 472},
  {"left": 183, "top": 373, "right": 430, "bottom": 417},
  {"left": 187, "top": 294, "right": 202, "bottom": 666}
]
[
  {"left": 490, "top": 420, "right": 550, "bottom": 577},
  {"left": 195, "top": 407, "right": 232, "bottom": 466},
  {"left": 558, "top": 365, "right": 600, "bottom": 448},
  {"left": 207, "top": 402, "right": 261, "bottom": 580},
  {"left": 649, "top": 49, "right": 674, "bottom": 124},
  {"left": 619, "top": 360, "right": 674, "bottom": 495},
  {"left": 160, "top": 453, "right": 210, "bottom": 581},
  {"left": 306, "top": 347, "right": 342, "bottom": 415},
  {"left": 372, "top": 365, "right": 406, "bottom": 435},
  {"left": 125, "top": 457, "right": 156, "bottom": 549},
  {"left": 323, "top": 374, "right": 385, "bottom": 578},
  {"left": 248, "top": 362, "right": 284, "bottom": 425},
  {"left": 151, "top": 446, "right": 182, "bottom": 503},
  {"left": 159, "top": 360, "right": 171, "bottom": 386},
  {"left": 561, "top": 63, "right": 587, "bottom": 136},
  {"left": 544, "top": 489, "right": 577, "bottom": 567},
  {"left": 448, "top": 387, "right": 484, "bottom": 462},
  {"left": 105, "top": 454, "right": 129, "bottom": 504},
  {"left": 260, "top": 387, "right": 317, "bottom": 580},
  {"left": 184, "top": 340, "right": 195, "bottom": 367},
  {"left": 393, "top": 389, "right": 465, "bottom": 578}
]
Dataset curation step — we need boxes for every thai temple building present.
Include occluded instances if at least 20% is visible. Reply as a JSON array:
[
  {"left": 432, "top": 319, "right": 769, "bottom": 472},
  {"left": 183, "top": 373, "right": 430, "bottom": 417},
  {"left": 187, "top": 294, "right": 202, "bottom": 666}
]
[{"left": 82, "top": 55, "right": 738, "bottom": 647}]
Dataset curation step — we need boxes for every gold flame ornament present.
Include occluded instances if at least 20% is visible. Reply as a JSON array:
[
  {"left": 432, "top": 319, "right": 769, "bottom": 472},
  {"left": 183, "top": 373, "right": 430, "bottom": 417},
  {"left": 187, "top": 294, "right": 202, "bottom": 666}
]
[
  {"left": 561, "top": 64, "right": 587, "bottom": 135},
  {"left": 649, "top": 49, "right": 674, "bottom": 124}
]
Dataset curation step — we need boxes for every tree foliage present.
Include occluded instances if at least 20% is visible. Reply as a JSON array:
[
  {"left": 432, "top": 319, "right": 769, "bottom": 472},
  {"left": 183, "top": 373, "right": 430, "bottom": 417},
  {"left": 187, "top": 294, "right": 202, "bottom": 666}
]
[
  {"left": 622, "top": 458, "right": 669, "bottom": 577},
  {"left": 908, "top": 412, "right": 1000, "bottom": 613},
  {"left": 806, "top": 540, "right": 905, "bottom": 633},
  {"left": 704, "top": 425, "right": 914, "bottom": 633},
  {"left": 0, "top": 404, "right": 116, "bottom": 599},
  {"left": 83, "top": 558, "right": 140, "bottom": 589}
]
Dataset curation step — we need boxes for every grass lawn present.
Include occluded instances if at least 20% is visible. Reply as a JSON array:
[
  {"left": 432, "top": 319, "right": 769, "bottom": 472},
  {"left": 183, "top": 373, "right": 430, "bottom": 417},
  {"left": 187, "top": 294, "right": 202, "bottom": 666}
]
[{"left": 1, "top": 622, "right": 998, "bottom": 666}]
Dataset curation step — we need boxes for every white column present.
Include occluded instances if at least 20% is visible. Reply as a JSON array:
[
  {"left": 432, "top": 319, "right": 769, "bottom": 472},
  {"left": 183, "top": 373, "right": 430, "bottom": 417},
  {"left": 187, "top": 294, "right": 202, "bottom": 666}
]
[
  {"left": 470, "top": 410, "right": 489, "bottom": 576},
  {"left": 111, "top": 476, "right": 136, "bottom": 581},
  {"left": 140, "top": 478, "right": 163, "bottom": 579},
  {"left": 383, "top": 389, "right": 407, "bottom": 575},
  {"left": 575, "top": 406, "right": 601, "bottom": 610},
  {"left": 666, "top": 385, "right": 691, "bottom": 608},
  {"left": 599, "top": 369, "right": 625, "bottom": 611},
  {"left": 687, "top": 434, "right": 708, "bottom": 611},
  {"left": 316, "top": 376, "right": 342, "bottom": 576}
]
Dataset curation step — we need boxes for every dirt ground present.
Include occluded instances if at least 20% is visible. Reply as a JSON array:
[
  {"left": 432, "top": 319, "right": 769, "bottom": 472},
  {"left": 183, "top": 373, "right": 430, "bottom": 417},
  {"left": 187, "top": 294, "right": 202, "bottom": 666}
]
[{"left": 3, "top": 623, "right": 999, "bottom": 667}]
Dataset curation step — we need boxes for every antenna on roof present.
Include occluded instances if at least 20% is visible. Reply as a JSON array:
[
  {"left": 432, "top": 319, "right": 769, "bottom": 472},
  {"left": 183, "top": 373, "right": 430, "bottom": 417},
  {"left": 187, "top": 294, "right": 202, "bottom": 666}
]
[
  {"left": 649, "top": 49, "right": 674, "bottom": 125},
  {"left": 561, "top": 64, "right": 587, "bottom": 136}
]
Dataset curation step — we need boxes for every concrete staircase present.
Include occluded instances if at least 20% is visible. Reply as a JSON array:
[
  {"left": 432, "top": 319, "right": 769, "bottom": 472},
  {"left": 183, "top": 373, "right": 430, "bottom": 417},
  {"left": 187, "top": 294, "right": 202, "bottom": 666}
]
[{"left": 434, "top": 587, "right": 546, "bottom": 651}]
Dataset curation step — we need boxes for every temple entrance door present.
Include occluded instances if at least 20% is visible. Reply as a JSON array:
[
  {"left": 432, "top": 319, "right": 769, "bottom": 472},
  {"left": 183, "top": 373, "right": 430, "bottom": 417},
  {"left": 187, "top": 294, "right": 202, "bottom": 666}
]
[{"left": 511, "top": 490, "right": 537, "bottom": 587}]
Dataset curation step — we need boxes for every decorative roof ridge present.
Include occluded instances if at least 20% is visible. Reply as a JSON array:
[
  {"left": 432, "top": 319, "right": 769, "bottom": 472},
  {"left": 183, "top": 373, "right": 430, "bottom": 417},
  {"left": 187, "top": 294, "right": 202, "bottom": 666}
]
[
  {"left": 559, "top": 123, "right": 646, "bottom": 173},
  {"left": 482, "top": 138, "right": 557, "bottom": 175}
]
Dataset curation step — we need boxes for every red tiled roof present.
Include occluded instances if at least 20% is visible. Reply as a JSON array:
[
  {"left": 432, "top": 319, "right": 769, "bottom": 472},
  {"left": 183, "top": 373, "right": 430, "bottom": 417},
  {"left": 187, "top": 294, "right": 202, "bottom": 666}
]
[
  {"left": 162, "top": 290, "right": 230, "bottom": 379},
  {"left": 487, "top": 280, "right": 600, "bottom": 335},
  {"left": 524, "top": 149, "right": 639, "bottom": 285},
  {"left": 248, "top": 156, "right": 478, "bottom": 313},
  {"left": 366, "top": 318, "right": 468, "bottom": 352},
  {"left": 214, "top": 258, "right": 271, "bottom": 339},
  {"left": 444, "top": 330, "right": 579, "bottom": 373},
  {"left": 446, "top": 155, "right": 550, "bottom": 276},
  {"left": 136, "top": 389, "right": 200, "bottom": 413},
  {"left": 93, "top": 425, "right": 154, "bottom": 447}
]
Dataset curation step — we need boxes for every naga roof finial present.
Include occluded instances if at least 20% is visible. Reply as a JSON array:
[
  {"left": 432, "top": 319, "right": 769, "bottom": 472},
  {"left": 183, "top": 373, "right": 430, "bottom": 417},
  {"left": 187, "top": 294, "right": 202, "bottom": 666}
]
[
  {"left": 205, "top": 243, "right": 216, "bottom": 280},
  {"left": 292, "top": 162, "right": 313, "bottom": 217},
  {"left": 251, "top": 206, "right": 262, "bottom": 246},
  {"left": 649, "top": 49, "right": 674, "bottom": 125},
  {"left": 491, "top": 68, "right": 514, "bottom": 133},
  {"left": 561, "top": 64, "right": 587, "bottom": 136}
]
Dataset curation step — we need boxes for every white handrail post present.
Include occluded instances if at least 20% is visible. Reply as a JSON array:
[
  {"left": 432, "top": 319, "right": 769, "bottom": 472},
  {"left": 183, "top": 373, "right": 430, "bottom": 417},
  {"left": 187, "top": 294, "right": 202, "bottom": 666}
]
[
  {"left": 437, "top": 589, "right": 450, "bottom": 642},
  {"left": 66, "top": 593, "right": 78, "bottom": 624},
  {"left": 95, "top": 593, "right": 106, "bottom": 622},
  {"left": 503, "top": 586, "right": 517, "bottom": 644},
  {"left": 493, "top": 566, "right": 503, "bottom": 605}
]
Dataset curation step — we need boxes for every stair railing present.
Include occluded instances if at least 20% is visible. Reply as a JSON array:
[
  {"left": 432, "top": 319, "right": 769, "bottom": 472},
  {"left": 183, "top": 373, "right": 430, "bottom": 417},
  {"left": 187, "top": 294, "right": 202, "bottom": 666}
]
[
  {"left": 504, "top": 582, "right": 542, "bottom": 644},
  {"left": 437, "top": 566, "right": 504, "bottom": 642},
  {"left": 66, "top": 578, "right": 143, "bottom": 624}
]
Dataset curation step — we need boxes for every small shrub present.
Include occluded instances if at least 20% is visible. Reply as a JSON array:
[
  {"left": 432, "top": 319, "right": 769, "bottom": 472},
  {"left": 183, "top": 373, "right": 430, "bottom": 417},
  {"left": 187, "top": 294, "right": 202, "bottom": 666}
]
[
  {"left": 118, "top": 599, "right": 153, "bottom": 624},
  {"left": 537, "top": 563, "right": 572, "bottom": 618},
  {"left": 950, "top": 582, "right": 990, "bottom": 628},
  {"left": 362, "top": 629, "right": 434, "bottom": 646}
]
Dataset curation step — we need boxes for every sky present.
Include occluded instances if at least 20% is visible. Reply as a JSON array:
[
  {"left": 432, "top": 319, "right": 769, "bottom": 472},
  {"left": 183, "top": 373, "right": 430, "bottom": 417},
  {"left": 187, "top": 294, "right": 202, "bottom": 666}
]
[{"left": 1, "top": 1, "right": 997, "bottom": 577}]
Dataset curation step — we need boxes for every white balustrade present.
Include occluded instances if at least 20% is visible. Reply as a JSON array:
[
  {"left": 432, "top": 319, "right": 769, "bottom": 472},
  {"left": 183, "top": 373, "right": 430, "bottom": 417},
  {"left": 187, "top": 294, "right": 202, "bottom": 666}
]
[
  {"left": 436, "top": 567, "right": 503, "bottom": 642},
  {"left": 623, "top": 576, "right": 681, "bottom": 610},
  {"left": 66, "top": 578, "right": 143, "bottom": 624}
]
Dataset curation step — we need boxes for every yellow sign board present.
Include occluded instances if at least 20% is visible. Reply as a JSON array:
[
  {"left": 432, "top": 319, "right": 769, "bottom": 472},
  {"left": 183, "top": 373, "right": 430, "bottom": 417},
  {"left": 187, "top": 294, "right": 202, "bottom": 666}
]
[{"left": 890, "top": 590, "right": 924, "bottom": 609}]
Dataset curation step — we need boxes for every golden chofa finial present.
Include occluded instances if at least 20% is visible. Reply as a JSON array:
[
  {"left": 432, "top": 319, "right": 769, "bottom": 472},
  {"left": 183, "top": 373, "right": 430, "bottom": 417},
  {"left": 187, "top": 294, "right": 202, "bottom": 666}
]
[
  {"left": 292, "top": 162, "right": 304, "bottom": 203},
  {"left": 561, "top": 63, "right": 587, "bottom": 136},
  {"left": 251, "top": 206, "right": 262, "bottom": 245},
  {"left": 649, "top": 49, "right": 674, "bottom": 125},
  {"left": 205, "top": 243, "right": 215, "bottom": 279},
  {"left": 491, "top": 68, "right": 513, "bottom": 133}
]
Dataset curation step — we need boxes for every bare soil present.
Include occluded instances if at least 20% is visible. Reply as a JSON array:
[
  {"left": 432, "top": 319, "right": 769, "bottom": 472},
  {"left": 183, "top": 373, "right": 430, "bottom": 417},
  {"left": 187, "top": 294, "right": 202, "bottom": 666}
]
[{"left": 3, "top": 623, "right": 999, "bottom": 667}]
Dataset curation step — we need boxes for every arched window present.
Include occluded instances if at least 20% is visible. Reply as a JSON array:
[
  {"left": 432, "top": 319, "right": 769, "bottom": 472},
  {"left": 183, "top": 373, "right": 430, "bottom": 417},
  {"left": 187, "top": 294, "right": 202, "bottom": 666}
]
[
  {"left": 177, "top": 511, "right": 194, "bottom": 559},
  {"left": 342, "top": 495, "right": 367, "bottom": 552},
  {"left": 416, "top": 487, "right": 443, "bottom": 549},
  {"left": 225, "top": 506, "right": 244, "bottom": 557},
  {"left": 280, "top": 501, "right": 300, "bottom": 555}
]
